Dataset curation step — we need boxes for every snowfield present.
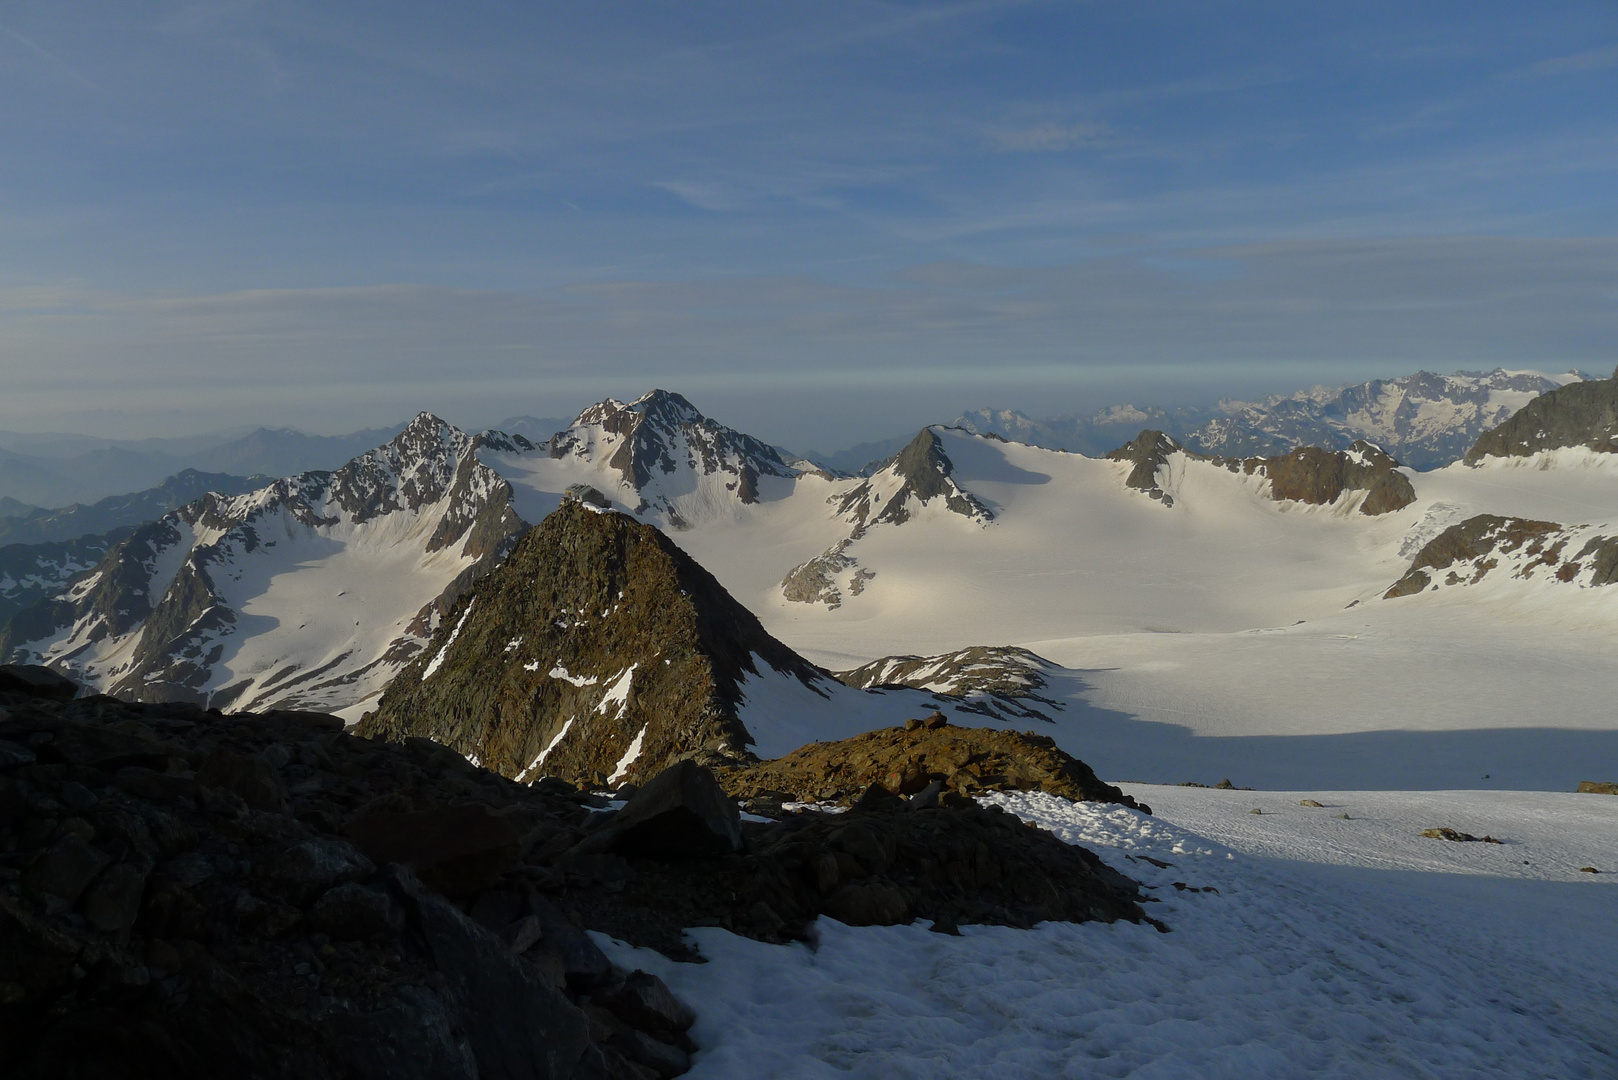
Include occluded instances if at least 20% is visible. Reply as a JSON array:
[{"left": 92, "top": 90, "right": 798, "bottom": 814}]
[{"left": 595, "top": 787, "right": 1618, "bottom": 1079}]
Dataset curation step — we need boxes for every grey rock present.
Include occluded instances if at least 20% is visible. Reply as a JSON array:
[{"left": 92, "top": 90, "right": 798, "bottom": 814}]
[{"left": 269, "top": 838, "right": 375, "bottom": 893}]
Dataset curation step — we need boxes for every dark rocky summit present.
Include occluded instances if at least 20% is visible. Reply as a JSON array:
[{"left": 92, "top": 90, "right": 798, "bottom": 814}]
[
  {"left": 0, "top": 665, "right": 1149, "bottom": 1077},
  {"left": 1464, "top": 365, "right": 1618, "bottom": 463},
  {"left": 359, "top": 501, "right": 826, "bottom": 788}
]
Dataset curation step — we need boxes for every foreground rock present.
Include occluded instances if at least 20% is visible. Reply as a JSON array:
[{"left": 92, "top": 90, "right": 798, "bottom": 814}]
[
  {"left": 0, "top": 666, "right": 1149, "bottom": 1075},
  {"left": 715, "top": 715, "right": 1151, "bottom": 814}
]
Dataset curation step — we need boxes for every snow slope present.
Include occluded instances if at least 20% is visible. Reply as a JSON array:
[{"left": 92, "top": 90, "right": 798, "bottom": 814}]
[
  {"left": 653, "top": 427, "right": 1618, "bottom": 789},
  {"left": 595, "top": 787, "right": 1617, "bottom": 1079}
]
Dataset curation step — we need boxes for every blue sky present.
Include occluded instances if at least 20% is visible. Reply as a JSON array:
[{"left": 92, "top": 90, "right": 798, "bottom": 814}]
[{"left": 1, "top": 1, "right": 1615, "bottom": 448}]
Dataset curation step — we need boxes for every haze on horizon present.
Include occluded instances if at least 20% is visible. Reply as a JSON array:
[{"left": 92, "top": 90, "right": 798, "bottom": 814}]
[{"left": 1, "top": 1, "right": 1614, "bottom": 451}]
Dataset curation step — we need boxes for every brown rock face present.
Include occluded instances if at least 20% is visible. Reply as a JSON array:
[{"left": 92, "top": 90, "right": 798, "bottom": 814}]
[
  {"left": 1104, "top": 432, "right": 1415, "bottom": 516},
  {"left": 716, "top": 718, "right": 1149, "bottom": 813},
  {"left": 359, "top": 501, "right": 824, "bottom": 788},
  {"left": 1250, "top": 441, "right": 1416, "bottom": 516}
]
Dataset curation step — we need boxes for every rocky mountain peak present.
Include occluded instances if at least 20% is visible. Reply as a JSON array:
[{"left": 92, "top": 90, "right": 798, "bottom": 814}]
[
  {"left": 1463, "top": 369, "right": 1618, "bottom": 464},
  {"left": 547, "top": 390, "right": 796, "bottom": 524},
  {"left": 783, "top": 428, "right": 993, "bottom": 607},
  {"left": 359, "top": 500, "right": 827, "bottom": 788}
]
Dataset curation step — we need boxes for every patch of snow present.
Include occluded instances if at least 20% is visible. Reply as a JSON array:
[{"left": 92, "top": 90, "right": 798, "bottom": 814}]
[
  {"left": 608, "top": 726, "right": 646, "bottom": 783},
  {"left": 421, "top": 599, "right": 474, "bottom": 680},
  {"left": 597, "top": 664, "right": 637, "bottom": 714}
]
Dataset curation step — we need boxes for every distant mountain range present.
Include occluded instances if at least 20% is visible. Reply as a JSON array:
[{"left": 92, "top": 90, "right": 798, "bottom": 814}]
[
  {"left": 937, "top": 368, "right": 1591, "bottom": 472},
  {"left": 7, "top": 367, "right": 1618, "bottom": 741},
  {"left": 0, "top": 423, "right": 410, "bottom": 507}
]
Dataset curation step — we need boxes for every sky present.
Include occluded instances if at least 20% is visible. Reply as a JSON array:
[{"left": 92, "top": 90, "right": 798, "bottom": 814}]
[{"left": 1, "top": 1, "right": 1615, "bottom": 451}]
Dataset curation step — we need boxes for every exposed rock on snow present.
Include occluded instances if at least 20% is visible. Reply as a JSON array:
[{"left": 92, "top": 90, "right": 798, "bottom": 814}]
[
  {"left": 1383, "top": 513, "right": 1618, "bottom": 598},
  {"left": 0, "top": 413, "right": 525, "bottom": 714},
  {"left": 833, "top": 645, "right": 1065, "bottom": 722},
  {"left": 1104, "top": 430, "right": 1186, "bottom": 506},
  {"left": 1464, "top": 365, "right": 1618, "bottom": 464},
  {"left": 359, "top": 501, "right": 829, "bottom": 788},
  {"left": 1105, "top": 431, "right": 1416, "bottom": 516}
]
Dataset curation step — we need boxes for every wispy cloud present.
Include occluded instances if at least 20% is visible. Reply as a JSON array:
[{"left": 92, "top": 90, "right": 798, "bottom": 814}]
[
  {"left": 990, "top": 121, "right": 1110, "bottom": 153},
  {"left": 1520, "top": 44, "right": 1618, "bottom": 79},
  {"left": 0, "top": 19, "right": 99, "bottom": 89}
]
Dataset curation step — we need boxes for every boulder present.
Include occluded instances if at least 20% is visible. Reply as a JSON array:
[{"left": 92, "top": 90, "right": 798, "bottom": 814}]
[
  {"left": 599, "top": 760, "right": 742, "bottom": 859},
  {"left": 311, "top": 882, "right": 404, "bottom": 940}
]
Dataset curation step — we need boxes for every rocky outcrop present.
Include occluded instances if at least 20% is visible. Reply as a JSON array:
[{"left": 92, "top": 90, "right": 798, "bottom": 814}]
[
  {"left": 782, "top": 427, "right": 991, "bottom": 606},
  {"left": 716, "top": 714, "right": 1149, "bottom": 812},
  {"left": 1252, "top": 441, "right": 1416, "bottom": 515},
  {"left": 359, "top": 501, "right": 827, "bottom": 789},
  {"left": 829, "top": 428, "right": 993, "bottom": 529},
  {"left": 1464, "top": 366, "right": 1618, "bottom": 463},
  {"left": 1, "top": 414, "right": 526, "bottom": 715},
  {"left": 1383, "top": 514, "right": 1618, "bottom": 598},
  {"left": 833, "top": 646, "right": 1065, "bottom": 722},
  {"left": 1576, "top": 781, "right": 1618, "bottom": 795},
  {"left": 1105, "top": 431, "right": 1416, "bottom": 516}
]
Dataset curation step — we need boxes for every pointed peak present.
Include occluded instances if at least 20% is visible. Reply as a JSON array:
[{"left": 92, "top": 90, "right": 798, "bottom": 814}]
[{"left": 628, "top": 389, "right": 703, "bottom": 425}]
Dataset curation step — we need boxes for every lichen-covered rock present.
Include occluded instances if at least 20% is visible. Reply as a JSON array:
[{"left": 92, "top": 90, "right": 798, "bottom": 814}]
[{"left": 716, "top": 717, "right": 1149, "bottom": 813}]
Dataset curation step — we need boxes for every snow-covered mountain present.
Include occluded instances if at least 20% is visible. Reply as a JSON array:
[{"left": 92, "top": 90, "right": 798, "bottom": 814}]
[
  {"left": 0, "top": 414, "right": 523, "bottom": 715},
  {"left": 541, "top": 389, "right": 801, "bottom": 526},
  {"left": 782, "top": 427, "right": 993, "bottom": 608},
  {"left": 950, "top": 368, "right": 1588, "bottom": 470}
]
